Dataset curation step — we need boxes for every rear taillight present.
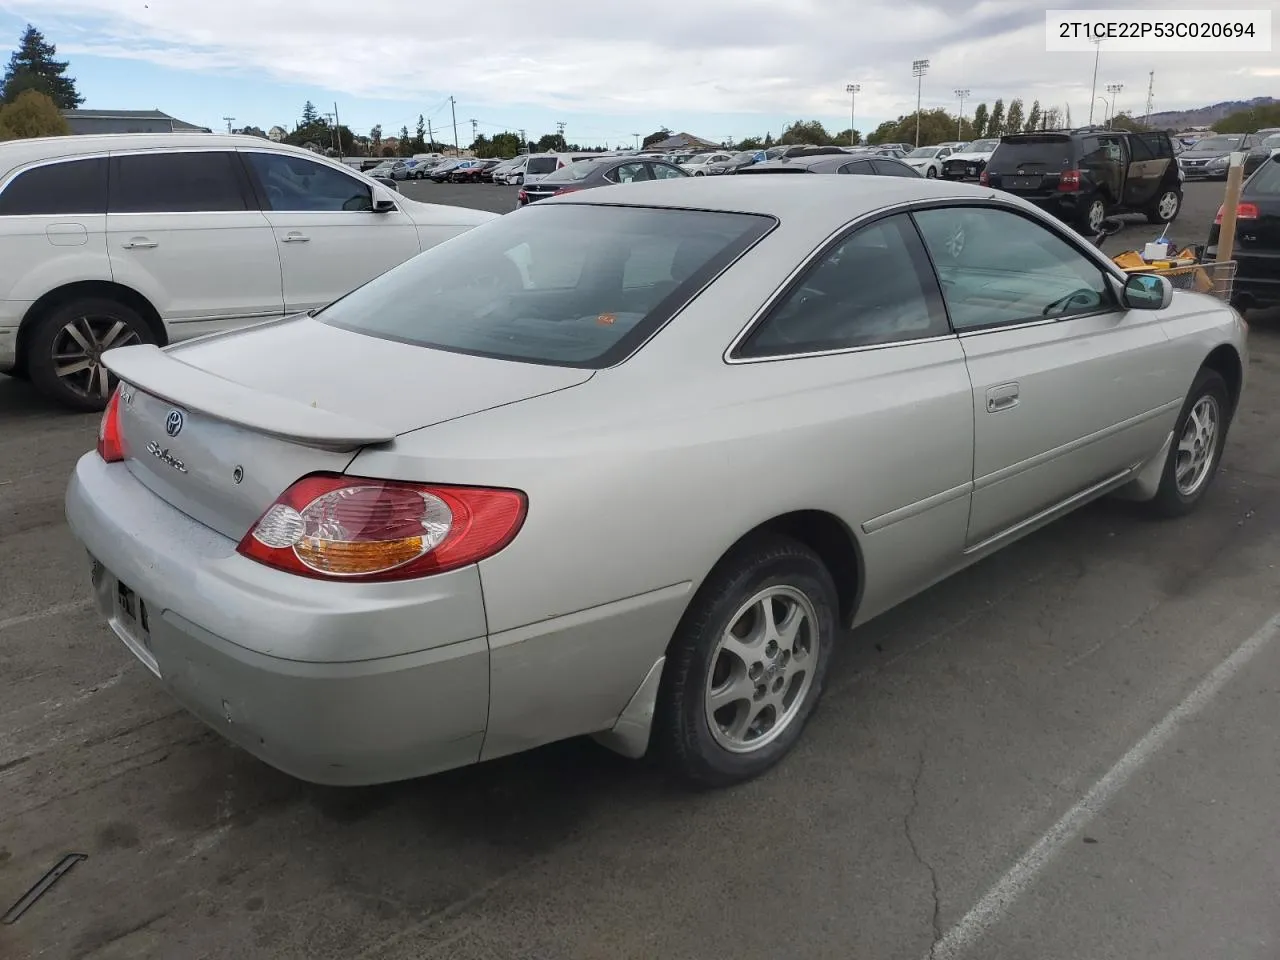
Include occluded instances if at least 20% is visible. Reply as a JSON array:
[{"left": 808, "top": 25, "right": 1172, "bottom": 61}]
[
  {"left": 553, "top": 186, "right": 582, "bottom": 195},
  {"left": 978, "top": 170, "right": 989, "bottom": 186},
  {"left": 1058, "top": 169, "right": 1081, "bottom": 192},
  {"left": 97, "top": 387, "right": 124, "bottom": 463},
  {"left": 517, "top": 189, "right": 528, "bottom": 202},
  {"left": 1214, "top": 202, "right": 1259, "bottom": 223},
  {"left": 236, "top": 474, "right": 527, "bottom": 582}
]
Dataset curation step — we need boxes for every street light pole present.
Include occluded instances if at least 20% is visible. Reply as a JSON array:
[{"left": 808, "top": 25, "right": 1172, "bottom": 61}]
[
  {"left": 1105, "top": 82, "right": 1124, "bottom": 127},
  {"left": 1088, "top": 39, "right": 1102, "bottom": 123},
  {"left": 912, "top": 59, "right": 930, "bottom": 147},
  {"left": 845, "top": 83, "right": 861, "bottom": 145},
  {"left": 954, "top": 88, "right": 970, "bottom": 140}
]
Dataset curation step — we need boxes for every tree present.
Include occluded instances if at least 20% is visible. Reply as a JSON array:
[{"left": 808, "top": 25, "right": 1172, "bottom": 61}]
[
  {"left": 398, "top": 125, "right": 411, "bottom": 155},
  {"left": 1042, "top": 106, "right": 1063, "bottom": 130},
  {"left": 1005, "top": 99, "right": 1024, "bottom": 136},
  {"left": 470, "top": 133, "right": 492, "bottom": 155},
  {"left": 535, "top": 132, "right": 560, "bottom": 152},
  {"left": 414, "top": 114, "right": 426, "bottom": 153},
  {"left": 0, "top": 89, "right": 70, "bottom": 139},
  {"left": 301, "top": 101, "right": 320, "bottom": 126},
  {"left": 2, "top": 25, "right": 82, "bottom": 109},
  {"left": 988, "top": 99, "right": 1005, "bottom": 137},
  {"left": 370, "top": 124, "right": 382, "bottom": 151},
  {"left": 236, "top": 125, "right": 267, "bottom": 138},
  {"left": 971, "top": 103, "right": 989, "bottom": 138},
  {"left": 641, "top": 127, "right": 671, "bottom": 148},
  {"left": 869, "top": 109, "right": 963, "bottom": 147},
  {"left": 735, "top": 135, "right": 764, "bottom": 150},
  {"left": 1108, "top": 112, "right": 1149, "bottom": 133},
  {"left": 1213, "top": 103, "right": 1280, "bottom": 133},
  {"left": 1024, "top": 100, "right": 1041, "bottom": 133},
  {"left": 490, "top": 131, "right": 521, "bottom": 158},
  {"left": 762, "top": 132, "right": 775, "bottom": 148},
  {"left": 778, "top": 119, "right": 834, "bottom": 145},
  {"left": 832, "top": 128, "right": 862, "bottom": 146}
]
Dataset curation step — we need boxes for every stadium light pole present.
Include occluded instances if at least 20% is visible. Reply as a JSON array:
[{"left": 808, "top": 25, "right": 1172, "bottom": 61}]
[
  {"left": 954, "top": 88, "right": 970, "bottom": 140},
  {"left": 1088, "top": 39, "right": 1102, "bottom": 123},
  {"left": 912, "top": 59, "right": 930, "bottom": 147},
  {"left": 845, "top": 83, "right": 861, "bottom": 145},
  {"left": 1106, "top": 82, "right": 1124, "bottom": 126}
]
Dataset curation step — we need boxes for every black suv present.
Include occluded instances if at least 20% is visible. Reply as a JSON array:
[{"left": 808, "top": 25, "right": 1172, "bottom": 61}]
[{"left": 982, "top": 128, "right": 1182, "bottom": 234}]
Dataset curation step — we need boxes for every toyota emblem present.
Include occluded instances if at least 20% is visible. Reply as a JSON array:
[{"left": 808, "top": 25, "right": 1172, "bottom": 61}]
[{"left": 165, "top": 410, "right": 184, "bottom": 437}]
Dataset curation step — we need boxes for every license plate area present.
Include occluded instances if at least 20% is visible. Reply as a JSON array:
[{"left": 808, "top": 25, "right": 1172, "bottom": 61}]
[
  {"left": 112, "top": 579, "right": 160, "bottom": 677},
  {"left": 1005, "top": 176, "right": 1040, "bottom": 190}
]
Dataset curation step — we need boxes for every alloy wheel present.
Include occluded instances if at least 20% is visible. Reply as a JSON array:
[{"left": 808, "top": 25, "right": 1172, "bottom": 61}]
[
  {"left": 1087, "top": 200, "right": 1106, "bottom": 233},
  {"left": 1175, "top": 394, "right": 1219, "bottom": 496},
  {"left": 51, "top": 315, "right": 140, "bottom": 401},
  {"left": 1157, "top": 191, "right": 1179, "bottom": 221},
  {"left": 704, "top": 585, "right": 820, "bottom": 753}
]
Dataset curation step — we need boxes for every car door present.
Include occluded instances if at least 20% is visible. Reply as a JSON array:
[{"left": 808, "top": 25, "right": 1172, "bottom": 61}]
[
  {"left": 106, "top": 149, "right": 283, "bottom": 342},
  {"left": 239, "top": 149, "right": 421, "bottom": 314},
  {"left": 1121, "top": 133, "right": 1164, "bottom": 209},
  {"left": 729, "top": 213, "right": 974, "bottom": 621},
  {"left": 912, "top": 203, "right": 1183, "bottom": 549}
]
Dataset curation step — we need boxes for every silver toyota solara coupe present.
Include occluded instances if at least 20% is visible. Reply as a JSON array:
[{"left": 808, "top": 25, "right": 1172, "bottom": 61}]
[{"left": 66, "top": 176, "right": 1247, "bottom": 788}]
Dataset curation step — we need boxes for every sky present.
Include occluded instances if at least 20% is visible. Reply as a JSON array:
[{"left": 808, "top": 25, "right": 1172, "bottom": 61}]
[{"left": 0, "top": 0, "right": 1276, "bottom": 147}]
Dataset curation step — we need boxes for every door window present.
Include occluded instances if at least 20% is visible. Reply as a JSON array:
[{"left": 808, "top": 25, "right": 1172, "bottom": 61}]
[
  {"left": 737, "top": 214, "right": 948, "bottom": 358},
  {"left": 912, "top": 206, "right": 1115, "bottom": 330},
  {"left": 871, "top": 159, "right": 918, "bottom": 177},
  {"left": 1139, "top": 133, "right": 1172, "bottom": 159},
  {"left": 0, "top": 157, "right": 108, "bottom": 215},
  {"left": 838, "top": 160, "right": 873, "bottom": 175},
  {"left": 607, "top": 163, "right": 652, "bottom": 184},
  {"left": 111, "top": 151, "right": 249, "bottom": 213},
  {"left": 243, "top": 152, "right": 374, "bottom": 212},
  {"left": 1126, "top": 135, "right": 1156, "bottom": 162},
  {"left": 649, "top": 162, "right": 686, "bottom": 179}
]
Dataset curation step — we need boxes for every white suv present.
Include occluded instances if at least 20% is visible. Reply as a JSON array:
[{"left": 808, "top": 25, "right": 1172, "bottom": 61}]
[{"left": 0, "top": 133, "right": 496, "bottom": 410}]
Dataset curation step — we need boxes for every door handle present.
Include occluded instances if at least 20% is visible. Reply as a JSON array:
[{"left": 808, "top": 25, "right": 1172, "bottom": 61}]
[
  {"left": 985, "top": 383, "right": 1020, "bottom": 413},
  {"left": 122, "top": 238, "right": 158, "bottom": 249},
  {"left": 282, "top": 233, "right": 310, "bottom": 243}
]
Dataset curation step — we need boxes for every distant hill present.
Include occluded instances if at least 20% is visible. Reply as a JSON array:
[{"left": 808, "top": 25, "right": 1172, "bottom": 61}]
[{"left": 1144, "top": 96, "right": 1278, "bottom": 130}]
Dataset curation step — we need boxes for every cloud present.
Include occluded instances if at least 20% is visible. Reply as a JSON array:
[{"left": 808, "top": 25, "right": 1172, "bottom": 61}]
[{"left": 4, "top": 0, "right": 1277, "bottom": 123}]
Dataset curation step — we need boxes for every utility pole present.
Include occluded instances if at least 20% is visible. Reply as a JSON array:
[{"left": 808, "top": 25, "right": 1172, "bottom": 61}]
[
  {"left": 323, "top": 112, "right": 338, "bottom": 155},
  {"left": 1088, "top": 39, "right": 1102, "bottom": 123},
  {"left": 1144, "top": 71, "right": 1154, "bottom": 127},
  {"left": 954, "top": 88, "right": 970, "bottom": 139},
  {"left": 845, "top": 84, "right": 860, "bottom": 145},
  {"left": 632, "top": 132, "right": 640, "bottom": 150},
  {"left": 912, "top": 60, "right": 930, "bottom": 147},
  {"left": 449, "top": 96, "right": 459, "bottom": 156},
  {"left": 333, "top": 101, "right": 343, "bottom": 158},
  {"left": 222, "top": 116, "right": 235, "bottom": 134},
  {"left": 519, "top": 129, "right": 527, "bottom": 153},
  {"left": 469, "top": 118, "right": 478, "bottom": 149},
  {"left": 1106, "top": 83, "right": 1123, "bottom": 127},
  {"left": 556, "top": 121, "right": 566, "bottom": 150}
]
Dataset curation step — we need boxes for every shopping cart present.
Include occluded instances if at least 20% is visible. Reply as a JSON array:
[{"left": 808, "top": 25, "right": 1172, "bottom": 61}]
[{"left": 1090, "top": 217, "right": 1238, "bottom": 304}]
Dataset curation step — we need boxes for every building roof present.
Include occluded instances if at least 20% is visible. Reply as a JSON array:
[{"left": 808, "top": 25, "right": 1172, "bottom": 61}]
[
  {"left": 646, "top": 132, "right": 722, "bottom": 151},
  {"left": 60, "top": 109, "right": 212, "bottom": 132}
]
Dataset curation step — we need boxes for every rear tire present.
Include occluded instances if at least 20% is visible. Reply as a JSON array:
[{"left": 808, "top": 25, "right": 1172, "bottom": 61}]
[
  {"left": 654, "top": 537, "right": 837, "bottom": 788},
  {"left": 1143, "top": 368, "right": 1231, "bottom": 518},
  {"left": 1078, "top": 196, "right": 1107, "bottom": 234},
  {"left": 1146, "top": 188, "right": 1182, "bottom": 224},
  {"left": 26, "top": 297, "right": 155, "bottom": 412}
]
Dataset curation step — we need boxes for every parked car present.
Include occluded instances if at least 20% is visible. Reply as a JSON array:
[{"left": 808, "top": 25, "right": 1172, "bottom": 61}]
[
  {"left": 710, "top": 150, "right": 768, "bottom": 175},
  {"left": 517, "top": 155, "right": 687, "bottom": 205},
  {"left": 428, "top": 159, "right": 466, "bottom": 182},
  {"left": 1263, "top": 133, "right": 1280, "bottom": 155},
  {"left": 940, "top": 138, "right": 1001, "bottom": 181},
  {"left": 392, "top": 160, "right": 418, "bottom": 181},
  {"left": 497, "top": 154, "right": 530, "bottom": 184},
  {"left": 485, "top": 158, "right": 519, "bottom": 182},
  {"left": 522, "top": 152, "right": 604, "bottom": 186},
  {"left": 1206, "top": 152, "right": 1280, "bottom": 312},
  {"left": 461, "top": 159, "right": 503, "bottom": 182},
  {"left": 0, "top": 133, "right": 496, "bottom": 409},
  {"left": 982, "top": 128, "right": 1183, "bottom": 233},
  {"left": 680, "top": 152, "right": 735, "bottom": 176},
  {"left": 67, "top": 175, "right": 1246, "bottom": 789},
  {"left": 1178, "top": 133, "right": 1271, "bottom": 180},
  {"left": 901, "top": 145, "right": 958, "bottom": 178},
  {"left": 736, "top": 154, "right": 921, "bottom": 178},
  {"left": 410, "top": 160, "right": 441, "bottom": 180}
]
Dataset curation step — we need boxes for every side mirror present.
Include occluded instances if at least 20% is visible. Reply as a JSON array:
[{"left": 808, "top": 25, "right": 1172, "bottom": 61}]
[
  {"left": 371, "top": 184, "right": 398, "bottom": 212},
  {"left": 1122, "top": 273, "right": 1173, "bottom": 311}
]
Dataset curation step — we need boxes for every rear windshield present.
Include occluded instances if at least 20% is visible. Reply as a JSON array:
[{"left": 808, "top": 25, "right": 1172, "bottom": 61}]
[
  {"left": 989, "top": 138, "right": 1073, "bottom": 170},
  {"left": 968, "top": 139, "right": 1000, "bottom": 153},
  {"left": 525, "top": 157, "right": 559, "bottom": 175},
  {"left": 1194, "top": 135, "right": 1244, "bottom": 152},
  {"left": 318, "top": 205, "right": 773, "bottom": 368},
  {"left": 1247, "top": 156, "right": 1280, "bottom": 196}
]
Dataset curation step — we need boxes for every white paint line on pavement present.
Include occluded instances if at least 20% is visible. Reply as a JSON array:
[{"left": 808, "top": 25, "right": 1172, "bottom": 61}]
[
  {"left": 928, "top": 610, "right": 1280, "bottom": 960},
  {"left": 0, "top": 599, "right": 93, "bottom": 632}
]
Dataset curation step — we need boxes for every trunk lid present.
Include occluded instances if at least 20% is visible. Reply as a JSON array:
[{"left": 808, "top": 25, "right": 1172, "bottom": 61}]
[
  {"left": 987, "top": 136, "right": 1074, "bottom": 194},
  {"left": 105, "top": 317, "right": 593, "bottom": 539}
]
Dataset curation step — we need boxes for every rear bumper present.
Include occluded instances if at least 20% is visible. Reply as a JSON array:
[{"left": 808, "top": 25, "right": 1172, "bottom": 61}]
[{"left": 65, "top": 453, "right": 491, "bottom": 785}]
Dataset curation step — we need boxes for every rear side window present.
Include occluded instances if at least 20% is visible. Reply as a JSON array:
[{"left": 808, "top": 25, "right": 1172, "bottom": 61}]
[
  {"left": 871, "top": 159, "right": 919, "bottom": 177},
  {"left": 318, "top": 205, "right": 772, "bottom": 368},
  {"left": 1126, "top": 136, "right": 1155, "bottom": 162},
  {"left": 0, "top": 157, "right": 108, "bottom": 215},
  {"left": 1247, "top": 157, "right": 1280, "bottom": 196},
  {"left": 1139, "top": 133, "right": 1172, "bottom": 159},
  {"left": 525, "top": 157, "right": 558, "bottom": 175},
  {"left": 111, "top": 152, "right": 249, "bottom": 213},
  {"left": 839, "top": 160, "right": 872, "bottom": 175}
]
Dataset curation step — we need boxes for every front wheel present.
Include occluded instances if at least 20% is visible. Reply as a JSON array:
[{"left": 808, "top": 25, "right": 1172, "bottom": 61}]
[
  {"left": 925, "top": 167, "right": 937, "bottom": 178},
  {"left": 1144, "top": 367, "right": 1231, "bottom": 518},
  {"left": 1147, "top": 188, "right": 1182, "bottom": 224},
  {"left": 27, "top": 297, "right": 156, "bottom": 412},
  {"left": 654, "top": 537, "right": 837, "bottom": 788}
]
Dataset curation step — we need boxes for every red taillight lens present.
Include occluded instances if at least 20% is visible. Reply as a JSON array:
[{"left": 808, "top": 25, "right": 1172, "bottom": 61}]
[
  {"left": 97, "top": 387, "right": 124, "bottom": 462},
  {"left": 1058, "top": 169, "right": 1081, "bottom": 192},
  {"left": 1214, "top": 202, "right": 1259, "bottom": 223},
  {"left": 236, "top": 474, "right": 527, "bottom": 582},
  {"left": 517, "top": 189, "right": 528, "bottom": 202},
  {"left": 553, "top": 186, "right": 582, "bottom": 195},
  {"left": 978, "top": 170, "right": 989, "bottom": 186}
]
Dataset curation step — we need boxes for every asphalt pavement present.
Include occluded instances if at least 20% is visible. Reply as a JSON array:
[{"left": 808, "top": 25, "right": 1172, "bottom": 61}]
[{"left": 2, "top": 179, "right": 1279, "bottom": 960}]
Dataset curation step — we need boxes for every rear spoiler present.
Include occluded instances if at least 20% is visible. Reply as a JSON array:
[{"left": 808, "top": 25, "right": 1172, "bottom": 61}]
[{"left": 104, "top": 344, "right": 396, "bottom": 452}]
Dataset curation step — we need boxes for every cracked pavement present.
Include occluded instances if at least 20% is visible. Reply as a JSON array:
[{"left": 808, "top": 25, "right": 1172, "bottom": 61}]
[{"left": 3, "top": 184, "right": 1280, "bottom": 959}]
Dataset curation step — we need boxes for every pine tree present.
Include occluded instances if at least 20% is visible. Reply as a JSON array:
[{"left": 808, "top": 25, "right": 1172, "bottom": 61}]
[
  {"left": 1025, "top": 100, "right": 1042, "bottom": 132},
  {"left": 971, "top": 103, "right": 989, "bottom": 138},
  {"left": 301, "top": 100, "right": 320, "bottom": 126},
  {"left": 988, "top": 99, "right": 1005, "bottom": 137},
  {"left": 2, "top": 25, "right": 83, "bottom": 109},
  {"left": 415, "top": 114, "right": 426, "bottom": 152},
  {"left": 1005, "top": 99, "right": 1024, "bottom": 135}
]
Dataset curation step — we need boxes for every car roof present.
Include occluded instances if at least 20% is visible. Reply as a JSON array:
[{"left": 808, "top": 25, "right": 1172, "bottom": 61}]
[
  {"left": 546, "top": 174, "right": 996, "bottom": 233},
  {"left": 0, "top": 132, "right": 340, "bottom": 179}
]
